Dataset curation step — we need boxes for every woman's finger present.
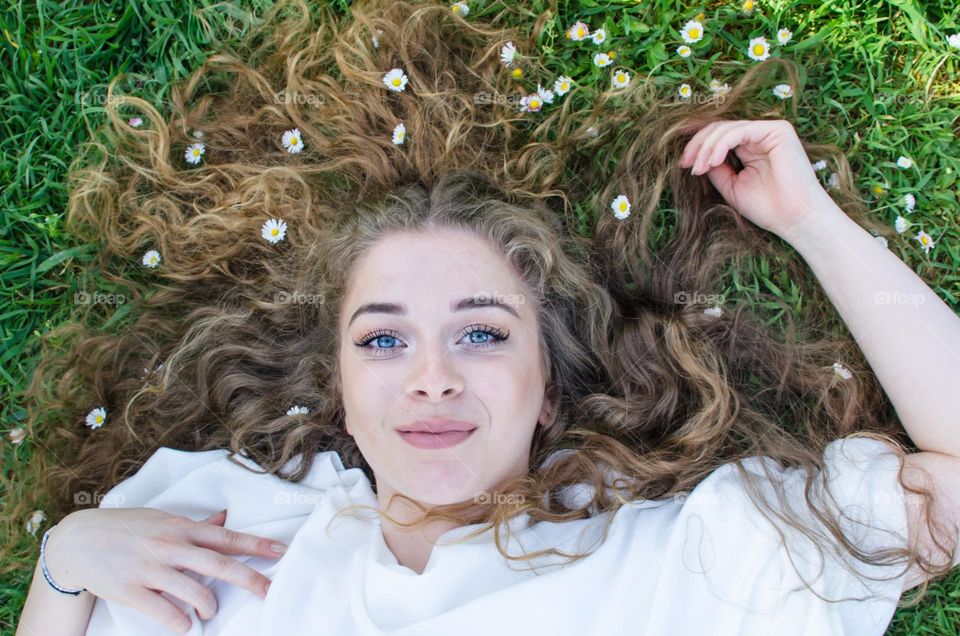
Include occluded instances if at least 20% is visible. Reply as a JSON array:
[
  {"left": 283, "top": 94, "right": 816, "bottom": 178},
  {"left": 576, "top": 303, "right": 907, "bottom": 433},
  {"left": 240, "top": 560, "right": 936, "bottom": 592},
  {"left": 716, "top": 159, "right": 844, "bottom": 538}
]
[
  {"left": 199, "top": 510, "right": 227, "bottom": 525},
  {"left": 125, "top": 586, "right": 194, "bottom": 635},
  {"left": 167, "top": 545, "right": 271, "bottom": 599},
  {"left": 693, "top": 121, "right": 752, "bottom": 174},
  {"left": 151, "top": 567, "right": 220, "bottom": 622},
  {"left": 680, "top": 119, "right": 743, "bottom": 168},
  {"left": 185, "top": 521, "right": 288, "bottom": 559}
]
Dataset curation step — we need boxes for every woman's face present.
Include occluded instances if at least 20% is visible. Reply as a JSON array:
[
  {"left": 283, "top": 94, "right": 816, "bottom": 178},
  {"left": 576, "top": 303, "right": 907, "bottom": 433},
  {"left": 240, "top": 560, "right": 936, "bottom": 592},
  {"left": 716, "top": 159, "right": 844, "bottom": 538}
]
[{"left": 338, "top": 227, "right": 554, "bottom": 507}]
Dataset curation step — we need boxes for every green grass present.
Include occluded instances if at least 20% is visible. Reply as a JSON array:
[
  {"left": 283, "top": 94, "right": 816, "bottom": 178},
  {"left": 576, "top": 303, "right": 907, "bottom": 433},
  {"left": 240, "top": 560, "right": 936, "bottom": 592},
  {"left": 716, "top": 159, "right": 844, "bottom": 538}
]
[{"left": 1, "top": 0, "right": 959, "bottom": 633}]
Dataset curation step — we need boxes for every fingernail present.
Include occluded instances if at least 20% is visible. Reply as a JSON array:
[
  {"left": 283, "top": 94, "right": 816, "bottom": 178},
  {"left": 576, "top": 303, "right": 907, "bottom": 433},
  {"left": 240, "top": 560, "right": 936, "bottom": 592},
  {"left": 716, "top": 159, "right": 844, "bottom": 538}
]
[
  {"left": 270, "top": 542, "right": 288, "bottom": 555},
  {"left": 263, "top": 580, "right": 272, "bottom": 596}
]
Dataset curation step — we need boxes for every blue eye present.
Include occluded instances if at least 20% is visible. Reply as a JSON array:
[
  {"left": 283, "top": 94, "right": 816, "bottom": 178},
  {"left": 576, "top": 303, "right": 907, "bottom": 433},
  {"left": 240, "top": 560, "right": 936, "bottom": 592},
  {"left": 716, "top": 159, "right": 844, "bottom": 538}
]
[{"left": 354, "top": 324, "right": 509, "bottom": 357}]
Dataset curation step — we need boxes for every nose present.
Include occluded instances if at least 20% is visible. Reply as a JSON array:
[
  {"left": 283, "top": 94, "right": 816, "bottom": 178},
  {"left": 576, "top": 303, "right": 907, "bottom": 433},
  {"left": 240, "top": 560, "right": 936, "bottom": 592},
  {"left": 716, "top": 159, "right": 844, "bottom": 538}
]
[{"left": 405, "top": 342, "right": 464, "bottom": 401}]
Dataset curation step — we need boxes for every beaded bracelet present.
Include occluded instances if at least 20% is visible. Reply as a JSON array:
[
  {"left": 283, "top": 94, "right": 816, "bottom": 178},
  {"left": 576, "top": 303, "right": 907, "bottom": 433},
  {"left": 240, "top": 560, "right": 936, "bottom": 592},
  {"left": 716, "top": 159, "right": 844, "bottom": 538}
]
[{"left": 40, "top": 525, "right": 87, "bottom": 596}]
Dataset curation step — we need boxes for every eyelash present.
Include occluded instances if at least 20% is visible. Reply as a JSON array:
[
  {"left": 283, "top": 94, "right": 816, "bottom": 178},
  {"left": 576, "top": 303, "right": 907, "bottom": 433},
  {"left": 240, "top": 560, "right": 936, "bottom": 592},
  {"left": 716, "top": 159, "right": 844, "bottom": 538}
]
[{"left": 353, "top": 323, "right": 510, "bottom": 357}]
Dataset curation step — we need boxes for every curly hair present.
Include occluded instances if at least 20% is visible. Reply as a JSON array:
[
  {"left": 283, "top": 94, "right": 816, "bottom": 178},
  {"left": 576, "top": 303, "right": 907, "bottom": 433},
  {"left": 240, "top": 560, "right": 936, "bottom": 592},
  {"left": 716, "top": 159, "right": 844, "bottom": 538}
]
[{"left": 4, "top": 0, "right": 955, "bottom": 610}]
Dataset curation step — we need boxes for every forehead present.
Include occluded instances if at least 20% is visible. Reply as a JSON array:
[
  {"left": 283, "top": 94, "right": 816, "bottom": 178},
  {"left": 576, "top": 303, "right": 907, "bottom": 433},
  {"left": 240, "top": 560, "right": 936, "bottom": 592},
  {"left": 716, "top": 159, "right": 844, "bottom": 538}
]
[{"left": 342, "top": 229, "right": 532, "bottom": 321}]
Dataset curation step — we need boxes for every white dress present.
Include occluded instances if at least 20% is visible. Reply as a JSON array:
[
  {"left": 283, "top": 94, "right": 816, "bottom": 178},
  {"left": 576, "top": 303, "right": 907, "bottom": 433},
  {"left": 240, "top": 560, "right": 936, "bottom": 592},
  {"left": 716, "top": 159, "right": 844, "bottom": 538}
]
[{"left": 85, "top": 436, "right": 910, "bottom": 635}]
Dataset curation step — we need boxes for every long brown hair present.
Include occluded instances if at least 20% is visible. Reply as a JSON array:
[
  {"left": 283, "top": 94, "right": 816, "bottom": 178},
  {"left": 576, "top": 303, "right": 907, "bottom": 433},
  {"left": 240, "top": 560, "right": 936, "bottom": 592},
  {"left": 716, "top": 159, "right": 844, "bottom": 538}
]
[{"left": 4, "top": 0, "right": 954, "bottom": 609}]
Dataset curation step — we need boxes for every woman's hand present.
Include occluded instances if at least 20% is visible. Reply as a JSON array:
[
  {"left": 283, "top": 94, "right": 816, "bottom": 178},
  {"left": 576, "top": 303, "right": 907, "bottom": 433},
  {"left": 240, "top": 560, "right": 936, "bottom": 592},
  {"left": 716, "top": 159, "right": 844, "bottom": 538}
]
[
  {"left": 677, "top": 119, "right": 841, "bottom": 240},
  {"left": 43, "top": 507, "right": 288, "bottom": 634}
]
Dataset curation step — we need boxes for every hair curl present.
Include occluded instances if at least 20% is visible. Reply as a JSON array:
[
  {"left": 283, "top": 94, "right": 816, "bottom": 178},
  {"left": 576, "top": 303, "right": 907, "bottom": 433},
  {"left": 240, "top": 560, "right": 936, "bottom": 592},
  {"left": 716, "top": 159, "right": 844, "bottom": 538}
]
[{"left": 4, "top": 0, "right": 956, "bottom": 611}]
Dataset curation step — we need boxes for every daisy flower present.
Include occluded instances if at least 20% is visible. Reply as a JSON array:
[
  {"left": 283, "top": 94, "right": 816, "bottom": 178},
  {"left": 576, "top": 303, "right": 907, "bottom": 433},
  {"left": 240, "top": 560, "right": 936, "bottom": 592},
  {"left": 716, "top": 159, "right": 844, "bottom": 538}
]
[
  {"left": 677, "top": 45, "right": 692, "bottom": 58},
  {"left": 451, "top": 2, "right": 469, "bottom": 16},
  {"left": 826, "top": 172, "right": 840, "bottom": 190},
  {"left": 680, "top": 20, "right": 704, "bottom": 44},
  {"left": 8, "top": 427, "right": 26, "bottom": 445},
  {"left": 894, "top": 215, "right": 909, "bottom": 234},
  {"left": 747, "top": 37, "right": 771, "bottom": 61},
  {"left": 286, "top": 405, "right": 310, "bottom": 416},
  {"left": 192, "top": 130, "right": 205, "bottom": 139},
  {"left": 511, "top": 68, "right": 524, "bottom": 79},
  {"left": 520, "top": 86, "right": 554, "bottom": 113},
  {"left": 554, "top": 75, "right": 573, "bottom": 96},
  {"left": 678, "top": 83, "right": 692, "bottom": 99},
  {"left": 591, "top": 28, "right": 607, "bottom": 45},
  {"left": 832, "top": 362, "right": 853, "bottom": 381},
  {"left": 282, "top": 129, "right": 304, "bottom": 154},
  {"left": 772, "top": 84, "right": 793, "bottom": 99},
  {"left": 872, "top": 184, "right": 886, "bottom": 197},
  {"left": 709, "top": 78, "right": 731, "bottom": 95},
  {"left": 777, "top": 29, "right": 793, "bottom": 45},
  {"left": 703, "top": 305, "right": 723, "bottom": 317},
  {"left": 372, "top": 29, "right": 382, "bottom": 49},
  {"left": 128, "top": 117, "right": 143, "bottom": 128},
  {"left": 262, "top": 218, "right": 287, "bottom": 244},
  {"left": 184, "top": 142, "right": 205, "bottom": 165},
  {"left": 611, "top": 69, "right": 631, "bottom": 89},
  {"left": 874, "top": 235, "right": 889, "bottom": 249},
  {"left": 811, "top": 159, "right": 828, "bottom": 172},
  {"left": 896, "top": 155, "right": 913, "bottom": 169},
  {"left": 947, "top": 34, "right": 960, "bottom": 49},
  {"left": 536, "top": 84, "right": 555, "bottom": 104},
  {"left": 141, "top": 249, "right": 161, "bottom": 268},
  {"left": 610, "top": 194, "right": 631, "bottom": 220},
  {"left": 26, "top": 510, "right": 46, "bottom": 535},
  {"left": 392, "top": 122, "right": 406, "bottom": 145},
  {"left": 593, "top": 52, "right": 612, "bottom": 67},
  {"left": 500, "top": 41, "right": 517, "bottom": 66},
  {"left": 85, "top": 407, "right": 107, "bottom": 430},
  {"left": 585, "top": 126, "right": 599, "bottom": 138},
  {"left": 568, "top": 21, "right": 590, "bottom": 41},
  {"left": 903, "top": 193, "right": 916, "bottom": 212},
  {"left": 915, "top": 230, "right": 935, "bottom": 254},
  {"left": 741, "top": 0, "right": 756, "bottom": 14},
  {"left": 383, "top": 68, "right": 409, "bottom": 92}
]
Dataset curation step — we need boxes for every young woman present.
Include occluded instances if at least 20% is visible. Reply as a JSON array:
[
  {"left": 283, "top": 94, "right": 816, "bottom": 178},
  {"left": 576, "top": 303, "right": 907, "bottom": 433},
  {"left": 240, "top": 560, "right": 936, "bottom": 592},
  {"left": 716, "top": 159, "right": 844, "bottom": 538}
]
[{"left": 11, "top": 1, "right": 960, "bottom": 634}]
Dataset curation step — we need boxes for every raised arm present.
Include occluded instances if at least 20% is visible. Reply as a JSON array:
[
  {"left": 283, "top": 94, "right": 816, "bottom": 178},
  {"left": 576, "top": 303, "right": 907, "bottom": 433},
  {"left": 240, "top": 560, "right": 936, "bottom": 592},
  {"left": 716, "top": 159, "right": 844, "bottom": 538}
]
[{"left": 679, "top": 119, "right": 960, "bottom": 589}]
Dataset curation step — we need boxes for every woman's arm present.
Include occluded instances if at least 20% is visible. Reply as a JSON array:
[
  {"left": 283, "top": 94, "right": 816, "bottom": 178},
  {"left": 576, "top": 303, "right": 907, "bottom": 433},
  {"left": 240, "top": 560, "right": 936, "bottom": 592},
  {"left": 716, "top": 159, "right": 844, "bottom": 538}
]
[
  {"left": 16, "top": 559, "right": 96, "bottom": 636},
  {"left": 779, "top": 190, "right": 960, "bottom": 458}
]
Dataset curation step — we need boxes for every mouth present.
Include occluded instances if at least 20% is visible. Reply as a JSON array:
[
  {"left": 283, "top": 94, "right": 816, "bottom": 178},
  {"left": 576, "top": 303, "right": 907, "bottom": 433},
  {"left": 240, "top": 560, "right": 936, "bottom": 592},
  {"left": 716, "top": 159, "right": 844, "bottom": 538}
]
[{"left": 397, "top": 429, "right": 476, "bottom": 450}]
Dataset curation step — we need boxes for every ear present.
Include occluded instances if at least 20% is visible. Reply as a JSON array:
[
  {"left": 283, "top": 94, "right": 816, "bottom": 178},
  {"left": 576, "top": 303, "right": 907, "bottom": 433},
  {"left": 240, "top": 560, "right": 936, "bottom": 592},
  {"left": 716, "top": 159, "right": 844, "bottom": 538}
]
[{"left": 538, "top": 384, "right": 557, "bottom": 429}]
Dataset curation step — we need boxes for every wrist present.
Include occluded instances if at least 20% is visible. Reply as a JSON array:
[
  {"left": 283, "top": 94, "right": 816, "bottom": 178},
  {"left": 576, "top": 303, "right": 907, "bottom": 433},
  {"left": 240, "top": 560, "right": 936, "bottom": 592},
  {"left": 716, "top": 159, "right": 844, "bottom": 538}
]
[
  {"left": 776, "top": 192, "right": 856, "bottom": 254},
  {"left": 41, "top": 516, "right": 85, "bottom": 591}
]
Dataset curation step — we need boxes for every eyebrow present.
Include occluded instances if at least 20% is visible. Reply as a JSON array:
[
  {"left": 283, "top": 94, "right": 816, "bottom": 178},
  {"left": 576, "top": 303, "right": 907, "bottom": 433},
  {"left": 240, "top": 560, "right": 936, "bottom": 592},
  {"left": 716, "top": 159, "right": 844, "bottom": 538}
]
[{"left": 347, "top": 295, "right": 521, "bottom": 328}]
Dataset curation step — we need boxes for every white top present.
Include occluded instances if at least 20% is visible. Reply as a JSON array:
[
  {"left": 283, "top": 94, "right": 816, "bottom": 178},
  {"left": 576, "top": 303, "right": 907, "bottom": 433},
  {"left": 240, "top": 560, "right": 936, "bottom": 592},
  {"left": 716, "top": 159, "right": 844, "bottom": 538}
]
[{"left": 85, "top": 436, "right": 910, "bottom": 635}]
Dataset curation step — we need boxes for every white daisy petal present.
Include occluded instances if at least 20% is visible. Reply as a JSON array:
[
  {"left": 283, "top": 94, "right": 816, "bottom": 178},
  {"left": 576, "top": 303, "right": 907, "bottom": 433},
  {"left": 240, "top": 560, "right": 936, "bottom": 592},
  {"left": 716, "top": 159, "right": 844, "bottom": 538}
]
[
  {"left": 392, "top": 122, "right": 406, "bottom": 145},
  {"left": 947, "top": 34, "right": 960, "bottom": 49},
  {"left": 85, "top": 407, "right": 107, "bottom": 430},
  {"left": 894, "top": 215, "right": 909, "bottom": 234},
  {"left": 26, "top": 510, "right": 46, "bottom": 535},
  {"left": 286, "top": 405, "right": 310, "bottom": 416},
  {"left": 747, "top": 36, "right": 771, "bottom": 61},
  {"left": 610, "top": 194, "right": 631, "bottom": 220},
  {"left": 832, "top": 362, "right": 853, "bottom": 380},
  {"left": 8, "top": 427, "right": 27, "bottom": 445},
  {"left": 261, "top": 218, "right": 288, "bottom": 244},
  {"left": 282, "top": 129, "right": 304, "bottom": 154},
  {"left": 451, "top": 2, "right": 469, "bottom": 16},
  {"left": 772, "top": 84, "right": 793, "bottom": 99},
  {"left": 141, "top": 249, "right": 161, "bottom": 268},
  {"left": 383, "top": 68, "right": 409, "bottom": 92},
  {"left": 896, "top": 155, "right": 913, "bottom": 169},
  {"left": 903, "top": 193, "right": 916, "bottom": 212},
  {"left": 500, "top": 41, "right": 517, "bottom": 66},
  {"left": 184, "top": 142, "right": 205, "bottom": 165}
]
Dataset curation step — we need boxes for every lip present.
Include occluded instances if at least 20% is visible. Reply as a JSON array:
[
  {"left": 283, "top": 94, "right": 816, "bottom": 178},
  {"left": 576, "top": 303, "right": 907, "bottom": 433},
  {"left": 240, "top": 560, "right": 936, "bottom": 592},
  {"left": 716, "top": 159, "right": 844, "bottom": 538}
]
[
  {"left": 398, "top": 429, "right": 476, "bottom": 450},
  {"left": 396, "top": 418, "right": 477, "bottom": 434}
]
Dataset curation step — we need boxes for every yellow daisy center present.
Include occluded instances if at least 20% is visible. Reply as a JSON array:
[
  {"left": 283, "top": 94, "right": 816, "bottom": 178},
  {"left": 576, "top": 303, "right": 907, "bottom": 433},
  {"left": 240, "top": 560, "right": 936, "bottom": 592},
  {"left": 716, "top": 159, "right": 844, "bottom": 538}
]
[
  {"left": 577, "top": 27, "right": 584, "bottom": 38},
  {"left": 619, "top": 202, "right": 627, "bottom": 211},
  {"left": 272, "top": 228, "right": 279, "bottom": 236},
  {"left": 95, "top": 415, "right": 103, "bottom": 423},
  {"left": 452, "top": 5, "right": 460, "bottom": 12},
  {"left": 290, "top": 137, "right": 298, "bottom": 145},
  {"left": 192, "top": 149, "right": 200, "bottom": 156},
  {"left": 744, "top": 1, "right": 754, "bottom": 9},
  {"left": 561, "top": 82, "right": 568, "bottom": 90},
  {"left": 921, "top": 236, "right": 930, "bottom": 245},
  {"left": 608, "top": 51, "right": 616, "bottom": 59},
  {"left": 617, "top": 73, "right": 625, "bottom": 82},
  {"left": 530, "top": 98, "right": 541, "bottom": 109},
  {"left": 689, "top": 28, "right": 700, "bottom": 39},
  {"left": 392, "top": 78, "right": 401, "bottom": 86},
  {"left": 753, "top": 44, "right": 765, "bottom": 55},
  {"left": 511, "top": 68, "right": 523, "bottom": 78}
]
